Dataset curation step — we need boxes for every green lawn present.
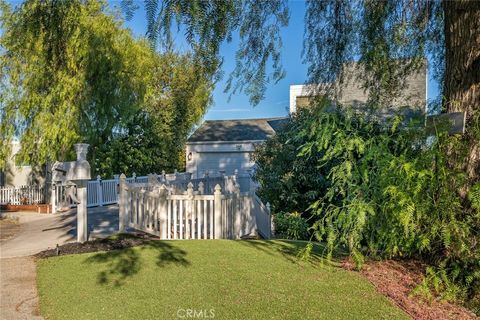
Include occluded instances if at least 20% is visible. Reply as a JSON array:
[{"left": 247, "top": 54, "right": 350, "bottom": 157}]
[{"left": 37, "top": 240, "right": 408, "bottom": 320}]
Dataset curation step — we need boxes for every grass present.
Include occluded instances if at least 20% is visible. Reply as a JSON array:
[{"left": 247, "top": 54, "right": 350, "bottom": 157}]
[{"left": 37, "top": 240, "right": 408, "bottom": 320}]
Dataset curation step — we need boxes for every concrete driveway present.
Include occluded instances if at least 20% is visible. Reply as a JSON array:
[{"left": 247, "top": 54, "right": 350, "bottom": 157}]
[
  {"left": 0, "top": 205, "right": 119, "bottom": 258},
  {"left": 0, "top": 206, "right": 119, "bottom": 320}
]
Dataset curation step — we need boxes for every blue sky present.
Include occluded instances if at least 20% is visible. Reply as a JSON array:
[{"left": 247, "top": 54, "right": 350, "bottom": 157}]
[
  {"left": 5, "top": 0, "right": 440, "bottom": 120},
  {"left": 119, "top": 0, "right": 440, "bottom": 120},
  {"left": 120, "top": 0, "right": 310, "bottom": 121}
]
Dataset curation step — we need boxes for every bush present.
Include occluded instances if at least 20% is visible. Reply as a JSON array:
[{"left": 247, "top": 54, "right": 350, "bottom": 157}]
[
  {"left": 273, "top": 212, "right": 309, "bottom": 240},
  {"left": 254, "top": 99, "right": 480, "bottom": 308}
]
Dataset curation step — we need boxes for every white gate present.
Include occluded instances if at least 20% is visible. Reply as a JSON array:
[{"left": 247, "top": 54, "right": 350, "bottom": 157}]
[{"left": 118, "top": 175, "right": 271, "bottom": 240}]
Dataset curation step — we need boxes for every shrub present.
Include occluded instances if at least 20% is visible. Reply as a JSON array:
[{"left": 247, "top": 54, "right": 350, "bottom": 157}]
[
  {"left": 254, "top": 99, "right": 480, "bottom": 308},
  {"left": 273, "top": 212, "right": 309, "bottom": 240}
]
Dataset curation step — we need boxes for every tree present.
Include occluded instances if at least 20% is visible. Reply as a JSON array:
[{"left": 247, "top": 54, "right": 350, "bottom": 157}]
[
  {"left": 96, "top": 52, "right": 212, "bottom": 177},
  {"left": 134, "top": 0, "right": 479, "bottom": 183},
  {"left": 0, "top": 0, "right": 152, "bottom": 169},
  {"left": 0, "top": 0, "right": 213, "bottom": 176}
]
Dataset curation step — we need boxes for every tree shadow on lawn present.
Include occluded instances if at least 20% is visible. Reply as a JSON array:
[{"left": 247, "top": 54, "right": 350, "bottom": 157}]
[
  {"left": 237, "top": 239, "right": 344, "bottom": 267},
  {"left": 84, "top": 240, "right": 190, "bottom": 287}
]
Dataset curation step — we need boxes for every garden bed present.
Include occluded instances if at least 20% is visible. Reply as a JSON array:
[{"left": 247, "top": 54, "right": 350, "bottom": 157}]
[
  {"left": 343, "top": 258, "right": 477, "bottom": 319},
  {"left": 1, "top": 203, "right": 51, "bottom": 213}
]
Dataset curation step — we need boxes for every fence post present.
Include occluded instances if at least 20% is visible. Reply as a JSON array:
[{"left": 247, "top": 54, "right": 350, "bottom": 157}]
[
  {"left": 132, "top": 172, "right": 137, "bottom": 182},
  {"left": 214, "top": 184, "right": 222, "bottom": 239},
  {"left": 187, "top": 182, "right": 194, "bottom": 239},
  {"left": 267, "top": 202, "right": 272, "bottom": 239},
  {"left": 119, "top": 174, "right": 127, "bottom": 232},
  {"left": 96, "top": 175, "right": 103, "bottom": 207},
  {"left": 198, "top": 181, "right": 204, "bottom": 195},
  {"left": 161, "top": 170, "right": 166, "bottom": 183},
  {"left": 234, "top": 182, "right": 241, "bottom": 239},
  {"left": 51, "top": 183, "right": 57, "bottom": 213},
  {"left": 159, "top": 185, "right": 168, "bottom": 239}
]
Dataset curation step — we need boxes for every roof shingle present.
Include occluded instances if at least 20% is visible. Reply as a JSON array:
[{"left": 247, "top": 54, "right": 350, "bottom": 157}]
[{"left": 187, "top": 117, "right": 288, "bottom": 143}]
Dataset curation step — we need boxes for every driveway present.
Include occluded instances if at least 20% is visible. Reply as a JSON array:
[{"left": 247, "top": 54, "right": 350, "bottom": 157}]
[
  {"left": 0, "top": 205, "right": 119, "bottom": 258},
  {"left": 0, "top": 205, "right": 119, "bottom": 320}
]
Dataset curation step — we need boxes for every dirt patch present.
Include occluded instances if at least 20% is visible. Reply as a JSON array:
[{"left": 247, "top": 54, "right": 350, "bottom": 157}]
[
  {"left": 343, "top": 258, "right": 477, "bottom": 320},
  {"left": 0, "top": 217, "right": 21, "bottom": 242},
  {"left": 35, "top": 232, "right": 157, "bottom": 259}
]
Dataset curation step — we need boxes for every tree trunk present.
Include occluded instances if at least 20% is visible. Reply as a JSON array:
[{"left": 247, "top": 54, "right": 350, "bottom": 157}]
[{"left": 443, "top": 0, "right": 480, "bottom": 187}]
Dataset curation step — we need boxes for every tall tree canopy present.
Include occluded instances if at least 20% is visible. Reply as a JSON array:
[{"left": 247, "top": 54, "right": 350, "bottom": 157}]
[
  {"left": 96, "top": 52, "right": 212, "bottom": 177},
  {"left": 0, "top": 0, "right": 212, "bottom": 175},
  {"left": 0, "top": 0, "right": 151, "bottom": 167},
  {"left": 134, "top": 0, "right": 479, "bottom": 182}
]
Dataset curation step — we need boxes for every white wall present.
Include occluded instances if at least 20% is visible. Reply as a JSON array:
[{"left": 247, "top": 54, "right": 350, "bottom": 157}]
[
  {"left": 290, "top": 62, "right": 427, "bottom": 114},
  {"left": 2, "top": 142, "right": 34, "bottom": 187},
  {"left": 186, "top": 141, "right": 261, "bottom": 178},
  {"left": 1, "top": 142, "right": 47, "bottom": 187}
]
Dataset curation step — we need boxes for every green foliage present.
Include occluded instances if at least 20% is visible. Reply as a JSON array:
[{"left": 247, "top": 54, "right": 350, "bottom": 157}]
[
  {"left": 0, "top": 0, "right": 212, "bottom": 176},
  {"left": 254, "top": 101, "right": 480, "bottom": 304},
  {"left": 124, "top": 0, "right": 288, "bottom": 105},
  {"left": 273, "top": 212, "right": 309, "bottom": 240},
  {"left": 0, "top": 0, "right": 151, "bottom": 167},
  {"left": 252, "top": 113, "right": 326, "bottom": 215},
  {"left": 96, "top": 52, "right": 212, "bottom": 177}
]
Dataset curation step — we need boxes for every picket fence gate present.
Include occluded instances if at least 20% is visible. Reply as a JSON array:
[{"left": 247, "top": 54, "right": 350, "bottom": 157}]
[{"left": 118, "top": 174, "right": 271, "bottom": 240}]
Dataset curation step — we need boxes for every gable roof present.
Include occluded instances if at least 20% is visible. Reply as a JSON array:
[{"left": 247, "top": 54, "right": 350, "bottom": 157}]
[{"left": 187, "top": 117, "right": 288, "bottom": 143}]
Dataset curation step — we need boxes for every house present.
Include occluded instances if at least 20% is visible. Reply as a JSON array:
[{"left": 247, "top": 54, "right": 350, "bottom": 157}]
[
  {"left": 187, "top": 62, "right": 427, "bottom": 178},
  {"left": 290, "top": 62, "right": 427, "bottom": 115},
  {"left": 186, "top": 118, "right": 288, "bottom": 178},
  {"left": 0, "top": 141, "right": 47, "bottom": 187}
]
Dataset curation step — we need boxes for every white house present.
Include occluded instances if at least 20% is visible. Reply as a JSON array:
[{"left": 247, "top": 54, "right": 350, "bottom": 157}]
[{"left": 185, "top": 118, "right": 288, "bottom": 178}]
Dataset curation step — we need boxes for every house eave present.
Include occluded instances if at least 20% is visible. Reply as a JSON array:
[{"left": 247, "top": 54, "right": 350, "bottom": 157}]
[{"left": 186, "top": 139, "right": 267, "bottom": 145}]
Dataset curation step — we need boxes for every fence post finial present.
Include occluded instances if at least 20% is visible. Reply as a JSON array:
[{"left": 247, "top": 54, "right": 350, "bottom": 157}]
[
  {"left": 198, "top": 181, "right": 204, "bottom": 195},
  {"left": 187, "top": 182, "right": 194, "bottom": 196},
  {"left": 234, "top": 182, "right": 241, "bottom": 195}
]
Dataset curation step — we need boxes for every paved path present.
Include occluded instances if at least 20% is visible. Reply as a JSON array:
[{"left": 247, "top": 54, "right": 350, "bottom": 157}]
[
  {"left": 0, "top": 206, "right": 119, "bottom": 258},
  {"left": 0, "top": 257, "right": 43, "bottom": 320},
  {"left": 0, "top": 206, "right": 119, "bottom": 319}
]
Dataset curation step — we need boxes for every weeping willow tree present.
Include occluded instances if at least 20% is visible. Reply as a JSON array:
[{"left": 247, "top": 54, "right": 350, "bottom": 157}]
[
  {"left": 132, "top": 0, "right": 478, "bottom": 184},
  {"left": 0, "top": 0, "right": 213, "bottom": 175},
  {"left": 0, "top": 0, "right": 153, "bottom": 169}
]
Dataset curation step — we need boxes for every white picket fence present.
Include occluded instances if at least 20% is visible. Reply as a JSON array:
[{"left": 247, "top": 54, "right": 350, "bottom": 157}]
[
  {"left": 118, "top": 175, "right": 271, "bottom": 240},
  {"left": 0, "top": 185, "right": 45, "bottom": 205},
  {"left": 53, "top": 170, "right": 254, "bottom": 211},
  {"left": 53, "top": 174, "right": 142, "bottom": 211}
]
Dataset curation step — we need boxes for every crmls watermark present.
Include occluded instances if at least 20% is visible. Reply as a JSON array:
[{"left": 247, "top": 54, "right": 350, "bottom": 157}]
[{"left": 176, "top": 308, "right": 215, "bottom": 319}]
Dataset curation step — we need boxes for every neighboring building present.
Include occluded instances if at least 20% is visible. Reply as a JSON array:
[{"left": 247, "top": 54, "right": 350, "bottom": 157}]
[
  {"left": 290, "top": 62, "right": 427, "bottom": 115},
  {"left": 0, "top": 141, "right": 46, "bottom": 187},
  {"left": 186, "top": 118, "right": 287, "bottom": 178},
  {"left": 188, "top": 62, "right": 427, "bottom": 178}
]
